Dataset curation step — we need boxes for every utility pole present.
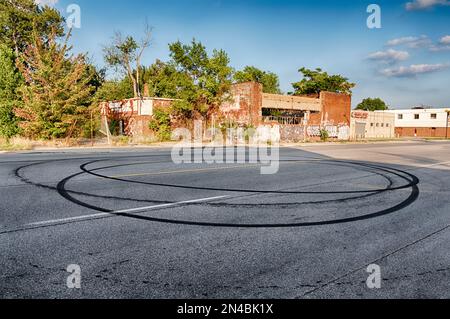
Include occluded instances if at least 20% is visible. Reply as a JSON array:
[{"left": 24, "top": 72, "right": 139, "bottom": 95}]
[
  {"left": 446, "top": 110, "right": 450, "bottom": 140},
  {"left": 90, "top": 109, "right": 94, "bottom": 147}
]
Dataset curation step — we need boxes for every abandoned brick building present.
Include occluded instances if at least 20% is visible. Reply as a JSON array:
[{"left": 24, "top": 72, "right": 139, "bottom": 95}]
[{"left": 100, "top": 81, "right": 352, "bottom": 142}]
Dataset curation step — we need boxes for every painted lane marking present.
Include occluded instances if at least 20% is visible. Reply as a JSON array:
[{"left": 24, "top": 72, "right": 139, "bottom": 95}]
[
  {"left": 27, "top": 212, "right": 111, "bottom": 226},
  {"left": 113, "top": 195, "right": 228, "bottom": 213},
  {"left": 26, "top": 195, "right": 228, "bottom": 227}
]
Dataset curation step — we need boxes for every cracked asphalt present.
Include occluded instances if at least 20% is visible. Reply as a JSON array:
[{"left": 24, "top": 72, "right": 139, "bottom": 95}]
[{"left": 0, "top": 141, "right": 449, "bottom": 299}]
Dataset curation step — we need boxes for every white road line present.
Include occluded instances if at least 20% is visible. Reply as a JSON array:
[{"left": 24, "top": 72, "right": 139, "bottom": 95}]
[
  {"left": 113, "top": 196, "right": 228, "bottom": 213},
  {"left": 26, "top": 195, "right": 228, "bottom": 227},
  {"left": 27, "top": 213, "right": 111, "bottom": 226}
]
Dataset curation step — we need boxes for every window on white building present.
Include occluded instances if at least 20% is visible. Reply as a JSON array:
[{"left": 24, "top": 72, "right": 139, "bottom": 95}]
[
  {"left": 398, "top": 114, "right": 403, "bottom": 120},
  {"left": 431, "top": 114, "right": 437, "bottom": 119},
  {"left": 414, "top": 114, "right": 420, "bottom": 120}
]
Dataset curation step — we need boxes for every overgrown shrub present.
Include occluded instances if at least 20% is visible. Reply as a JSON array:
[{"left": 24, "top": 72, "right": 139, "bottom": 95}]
[
  {"left": 149, "top": 109, "right": 172, "bottom": 141},
  {"left": 320, "top": 129, "right": 329, "bottom": 142}
]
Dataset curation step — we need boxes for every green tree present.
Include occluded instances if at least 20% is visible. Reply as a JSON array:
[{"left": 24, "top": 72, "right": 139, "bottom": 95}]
[
  {"left": 103, "top": 24, "right": 152, "bottom": 98},
  {"left": 0, "top": 44, "right": 23, "bottom": 140},
  {"left": 0, "top": 0, "right": 64, "bottom": 56},
  {"left": 234, "top": 66, "right": 281, "bottom": 94},
  {"left": 95, "top": 60, "right": 181, "bottom": 102},
  {"left": 292, "top": 67, "right": 355, "bottom": 96},
  {"left": 356, "top": 98, "right": 388, "bottom": 111},
  {"left": 139, "top": 60, "right": 185, "bottom": 99},
  {"left": 93, "top": 78, "right": 134, "bottom": 102},
  {"left": 168, "top": 39, "right": 233, "bottom": 119},
  {"left": 84, "top": 64, "right": 105, "bottom": 92},
  {"left": 15, "top": 30, "right": 94, "bottom": 139}
]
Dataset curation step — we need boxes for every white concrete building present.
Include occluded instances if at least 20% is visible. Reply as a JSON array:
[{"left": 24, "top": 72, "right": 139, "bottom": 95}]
[{"left": 377, "top": 108, "right": 450, "bottom": 138}]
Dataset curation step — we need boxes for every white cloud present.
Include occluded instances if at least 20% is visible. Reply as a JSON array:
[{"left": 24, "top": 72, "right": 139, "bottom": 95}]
[
  {"left": 386, "top": 36, "right": 432, "bottom": 48},
  {"left": 380, "top": 64, "right": 449, "bottom": 77},
  {"left": 430, "top": 45, "right": 450, "bottom": 52},
  {"left": 440, "top": 35, "right": 450, "bottom": 44},
  {"left": 405, "top": 0, "right": 450, "bottom": 11},
  {"left": 34, "top": 0, "right": 59, "bottom": 7},
  {"left": 429, "top": 35, "right": 450, "bottom": 51},
  {"left": 368, "top": 49, "right": 410, "bottom": 64}
]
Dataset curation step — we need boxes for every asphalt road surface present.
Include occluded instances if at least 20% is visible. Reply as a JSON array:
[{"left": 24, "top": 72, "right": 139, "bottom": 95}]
[{"left": 1, "top": 141, "right": 449, "bottom": 299}]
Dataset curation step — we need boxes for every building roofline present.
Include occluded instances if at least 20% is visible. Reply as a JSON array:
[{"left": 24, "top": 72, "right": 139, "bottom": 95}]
[
  {"left": 376, "top": 108, "right": 450, "bottom": 112},
  {"left": 103, "top": 96, "right": 179, "bottom": 104}
]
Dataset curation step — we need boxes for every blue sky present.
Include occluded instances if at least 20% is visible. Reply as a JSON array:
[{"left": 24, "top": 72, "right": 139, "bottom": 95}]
[{"left": 41, "top": 0, "right": 450, "bottom": 109}]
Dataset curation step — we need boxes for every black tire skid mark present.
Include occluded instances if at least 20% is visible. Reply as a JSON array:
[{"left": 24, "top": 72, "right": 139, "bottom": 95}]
[
  {"left": 56, "top": 159, "right": 419, "bottom": 228},
  {"left": 80, "top": 160, "right": 396, "bottom": 207},
  {"left": 13, "top": 159, "right": 174, "bottom": 205},
  {"left": 13, "top": 156, "right": 420, "bottom": 228},
  {"left": 80, "top": 159, "right": 407, "bottom": 195},
  {"left": 12, "top": 152, "right": 322, "bottom": 205}
]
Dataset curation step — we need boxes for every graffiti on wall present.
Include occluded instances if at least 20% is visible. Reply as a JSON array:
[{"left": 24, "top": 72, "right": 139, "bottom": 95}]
[
  {"left": 284, "top": 125, "right": 351, "bottom": 140},
  {"left": 307, "top": 126, "right": 321, "bottom": 137},
  {"left": 325, "top": 125, "right": 338, "bottom": 138},
  {"left": 279, "top": 125, "right": 305, "bottom": 142},
  {"left": 338, "top": 125, "right": 350, "bottom": 140}
]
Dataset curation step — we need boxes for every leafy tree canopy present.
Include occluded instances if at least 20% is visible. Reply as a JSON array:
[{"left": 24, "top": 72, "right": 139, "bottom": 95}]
[
  {"left": 93, "top": 78, "right": 133, "bottom": 103},
  {"left": 0, "top": 0, "right": 65, "bottom": 55},
  {"left": 16, "top": 30, "right": 94, "bottom": 139},
  {"left": 355, "top": 98, "right": 388, "bottom": 111},
  {"left": 139, "top": 60, "right": 186, "bottom": 99},
  {"left": 168, "top": 39, "right": 233, "bottom": 119},
  {"left": 0, "top": 45, "right": 23, "bottom": 100},
  {"left": 0, "top": 44, "right": 23, "bottom": 139},
  {"left": 292, "top": 67, "right": 355, "bottom": 96},
  {"left": 234, "top": 66, "right": 281, "bottom": 94}
]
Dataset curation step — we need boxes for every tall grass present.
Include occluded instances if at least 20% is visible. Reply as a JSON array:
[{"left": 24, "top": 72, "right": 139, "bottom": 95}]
[{"left": 0, "top": 137, "right": 34, "bottom": 151}]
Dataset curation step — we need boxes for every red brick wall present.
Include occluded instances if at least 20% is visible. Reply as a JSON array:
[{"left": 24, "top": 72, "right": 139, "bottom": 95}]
[
  {"left": 319, "top": 92, "right": 351, "bottom": 126},
  {"left": 395, "top": 127, "right": 450, "bottom": 138},
  {"left": 103, "top": 85, "right": 353, "bottom": 138},
  {"left": 126, "top": 116, "right": 153, "bottom": 136},
  {"left": 129, "top": 100, "right": 175, "bottom": 136},
  {"left": 309, "top": 112, "right": 322, "bottom": 126},
  {"left": 220, "top": 82, "right": 263, "bottom": 126},
  {"left": 107, "top": 98, "right": 175, "bottom": 137},
  {"left": 219, "top": 85, "right": 351, "bottom": 128}
]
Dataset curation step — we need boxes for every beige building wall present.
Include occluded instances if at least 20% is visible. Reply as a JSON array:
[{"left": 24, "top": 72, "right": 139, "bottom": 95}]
[
  {"left": 261, "top": 93, "right": 322, "bottom": 112},
  {"left": 350, "top": 111, "right": 395, "bottom": 140}
]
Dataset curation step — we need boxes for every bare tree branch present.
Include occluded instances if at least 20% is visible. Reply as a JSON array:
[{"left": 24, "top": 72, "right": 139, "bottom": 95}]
[{"left": 103, "top": 22, "right": 153, "bottom": 98}]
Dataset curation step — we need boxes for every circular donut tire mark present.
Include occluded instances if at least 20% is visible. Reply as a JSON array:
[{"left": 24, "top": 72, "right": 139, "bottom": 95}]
[
  {"left": 79, "top": 159, "right": 414, "bottom": 195},
  {"left": 76, "top": 159, "right": 396, "bottom": 206},
  {"left": 13, "top": 159, "right": 177, "bottom": 205},
  {"left": 16, "top": 159, "right": 392, "bottom": 208},
  {"left": 55, "top": 159, "right": 420, "bottom": 228}
]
